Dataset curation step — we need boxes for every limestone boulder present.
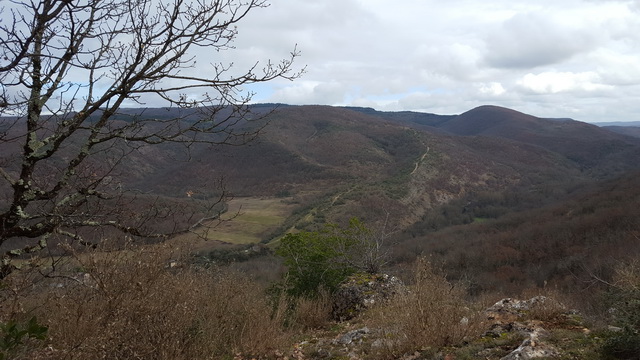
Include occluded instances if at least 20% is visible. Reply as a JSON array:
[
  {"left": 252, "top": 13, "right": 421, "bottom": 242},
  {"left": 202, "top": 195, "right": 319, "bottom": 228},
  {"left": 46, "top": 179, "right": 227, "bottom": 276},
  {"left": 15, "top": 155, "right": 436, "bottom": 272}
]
[{"left": 331, "top": 273, "right": 405, "bottom": 321}]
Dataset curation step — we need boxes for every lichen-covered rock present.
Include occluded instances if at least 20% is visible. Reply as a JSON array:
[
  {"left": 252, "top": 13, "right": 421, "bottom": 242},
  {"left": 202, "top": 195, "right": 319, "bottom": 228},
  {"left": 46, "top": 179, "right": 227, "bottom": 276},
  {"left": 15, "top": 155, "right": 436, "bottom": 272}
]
[
  {"left": 331, "top": 273, "right": 405, "bottom": 321},
  {"left": 487, "top": 296, "right": 556, "bottom": 314},
  {"left": 501, "top": 327, "right": 559, "bottom": 360},
  {"left": 333, "top": 327, "right": 370, "bottom": 345}
]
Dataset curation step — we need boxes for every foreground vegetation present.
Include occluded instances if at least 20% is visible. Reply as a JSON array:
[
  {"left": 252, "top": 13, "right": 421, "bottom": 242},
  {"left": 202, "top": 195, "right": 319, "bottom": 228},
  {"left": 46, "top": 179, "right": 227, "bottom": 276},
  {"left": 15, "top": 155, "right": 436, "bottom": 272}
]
[
  {"left": 4, "top": 173, "right": 639, "bottom": 358},
  {"left": 2, "top": 230, "right": 640, "bottom": 359},
  {"left": 0, "top": 243, "right": 488, "bottom": 359},
  {"left": 1, "top": 243, "right": 291, "bottom": 359}
]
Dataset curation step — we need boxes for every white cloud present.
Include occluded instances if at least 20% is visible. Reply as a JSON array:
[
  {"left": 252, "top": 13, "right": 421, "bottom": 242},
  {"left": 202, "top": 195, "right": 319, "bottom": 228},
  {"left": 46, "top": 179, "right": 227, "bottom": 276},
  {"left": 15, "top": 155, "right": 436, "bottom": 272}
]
[
  {"left": 517, "top": 71, "right": 612, "bottom": 94},
  {"left": 478, "top": 82, "right": 506, "bottom": 96},
  {"left": 5, "top": 0, "right": 640, "bottom": 122},
  {"left": 237, "top": 0, "right": 640, "bottom": 122},
  {"left": 591, "top": 50, "right": 640, "bottom": 86}
]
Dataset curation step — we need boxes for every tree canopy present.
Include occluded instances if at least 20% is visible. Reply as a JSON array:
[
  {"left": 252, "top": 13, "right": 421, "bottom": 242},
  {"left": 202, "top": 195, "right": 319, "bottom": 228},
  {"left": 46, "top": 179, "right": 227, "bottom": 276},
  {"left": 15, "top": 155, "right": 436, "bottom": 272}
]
[{"left": 276, "top": 218, "right": 390, "bottom": 297}]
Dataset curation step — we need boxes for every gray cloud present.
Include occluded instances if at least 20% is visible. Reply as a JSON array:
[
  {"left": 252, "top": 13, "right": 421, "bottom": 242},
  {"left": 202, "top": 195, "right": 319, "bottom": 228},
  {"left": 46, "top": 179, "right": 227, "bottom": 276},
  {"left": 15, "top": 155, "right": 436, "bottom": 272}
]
[
  {"left": 129, "top": 1, "right": 640, "bottom": 122},
  {"left": 483, "top": 12, "right": 598, "bottom": 69},
  {"left": 5, "top": 0, "right": 638, "bottom": 122}
]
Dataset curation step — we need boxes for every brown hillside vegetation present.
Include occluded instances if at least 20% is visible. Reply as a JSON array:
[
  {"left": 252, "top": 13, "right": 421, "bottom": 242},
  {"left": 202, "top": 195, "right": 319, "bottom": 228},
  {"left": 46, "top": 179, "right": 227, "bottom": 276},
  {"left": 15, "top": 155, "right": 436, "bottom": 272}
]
[
  {"left": 395, "top": 171, "right": 640, "bottom": 296},
  {"left": 440, "top": 105, "right": 546, "bottom": 137},
  {"left": 120, "top": 105, "right": 640, "bottom": 236},
  {"left": 4, "top": 104, "right": 637, "bottom": 253}
]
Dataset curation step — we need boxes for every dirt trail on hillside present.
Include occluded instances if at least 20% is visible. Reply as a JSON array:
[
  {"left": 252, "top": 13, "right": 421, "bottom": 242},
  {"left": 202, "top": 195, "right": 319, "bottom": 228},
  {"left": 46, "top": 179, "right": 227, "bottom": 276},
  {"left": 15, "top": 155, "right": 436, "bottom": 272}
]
[{"left": 410, "top": 147, "right": 430, "bottom": 175}]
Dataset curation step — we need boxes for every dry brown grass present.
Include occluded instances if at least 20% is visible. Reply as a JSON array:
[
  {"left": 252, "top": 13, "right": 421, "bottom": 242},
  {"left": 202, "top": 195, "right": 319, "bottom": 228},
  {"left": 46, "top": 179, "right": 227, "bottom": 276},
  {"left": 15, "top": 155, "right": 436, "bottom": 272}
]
[
  {"left": 519, "top": 287, "right": 571, "bottom": 323},
  {"left": 292, "top": 288, "right": 333, "bottom": 330},
  {"left": 0, "top": 242, "right": 290, "bottom": 360},
  {"left": 365, "top": 257, "right": 485, "bottom": 358}
]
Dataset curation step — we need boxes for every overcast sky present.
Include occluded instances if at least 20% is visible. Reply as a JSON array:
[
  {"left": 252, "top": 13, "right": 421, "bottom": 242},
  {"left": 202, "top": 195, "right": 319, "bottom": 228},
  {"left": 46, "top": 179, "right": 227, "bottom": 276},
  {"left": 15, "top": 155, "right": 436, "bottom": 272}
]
[{"left": 224, "top": 0, "right": 640, "bottom": 123}]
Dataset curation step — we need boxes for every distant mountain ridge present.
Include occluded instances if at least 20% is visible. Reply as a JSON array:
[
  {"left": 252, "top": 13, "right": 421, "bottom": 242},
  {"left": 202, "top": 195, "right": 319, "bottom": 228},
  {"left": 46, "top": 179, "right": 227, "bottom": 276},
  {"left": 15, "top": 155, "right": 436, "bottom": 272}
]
[
  {"left": 3, "top": 103, "right": 640, "bottom": 296},
  {"left": 602, "top": 126, "right": 640, "bottom": 138},
  {"left": 593, "top": 121, "right": 640, "bottom": 127},
  {"left": 110, "top": 104, "right": 640, "bottom": 235},
  {"left": 3, "top": 103, "right": 639, "bottom": 234},
  {"left": 351, "top": 104, "right": 640, "bottom": 170},
  {"left": 439, "top": 105, "right": 547, "bottom": 136}
]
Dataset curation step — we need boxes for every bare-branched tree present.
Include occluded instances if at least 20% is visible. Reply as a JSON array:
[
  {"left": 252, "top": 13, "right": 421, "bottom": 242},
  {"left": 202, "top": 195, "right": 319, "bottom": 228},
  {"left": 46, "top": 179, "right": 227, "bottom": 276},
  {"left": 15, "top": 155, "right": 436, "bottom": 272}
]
[
  {"left": 0, "top": 0, "right": 303, "bottom": 277},
  {"left": 334, "top": 214, "right": 396, "bottom": 274}
]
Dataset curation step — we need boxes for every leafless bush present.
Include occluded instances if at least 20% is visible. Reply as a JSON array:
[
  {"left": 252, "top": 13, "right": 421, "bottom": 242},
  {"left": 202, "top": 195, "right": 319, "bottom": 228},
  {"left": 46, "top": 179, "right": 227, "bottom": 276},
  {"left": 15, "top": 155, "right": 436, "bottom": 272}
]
[
  {"left": 519, "top": 288, "right": 570, "bottom": 322},
  {"left": 366, "top": 257, "right": 485, "bottom": 357},
  {"left": 1, "top": 243, "right": 290, "bottom": 359}
]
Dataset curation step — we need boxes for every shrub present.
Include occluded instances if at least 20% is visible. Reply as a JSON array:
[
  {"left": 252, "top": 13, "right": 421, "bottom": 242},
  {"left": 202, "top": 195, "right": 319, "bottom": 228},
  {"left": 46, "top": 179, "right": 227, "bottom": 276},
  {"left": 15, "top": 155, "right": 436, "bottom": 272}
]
[
  {"left": 366, "top": 257, "right": 485, "bottom": 357},
  {"left": 519, "top": 287, "right": 570, "bottom": 323},
  {"left": 602, "top": 330, "right": 640, "bottom": 360},
  {"left": 0, "top": 316, "right": 48, "bottom": 360},
  {"left": 276, "top": 218, "right": 389, "bottom": 298},
  {"left": 601, "top": 259, "right": 640, "bottom": 359},
  {"left": 0, "top": 243, "right": 290, "bottom": 359},
  {"left": 275, "top": 225, "right": 356, "bottom": 297}
]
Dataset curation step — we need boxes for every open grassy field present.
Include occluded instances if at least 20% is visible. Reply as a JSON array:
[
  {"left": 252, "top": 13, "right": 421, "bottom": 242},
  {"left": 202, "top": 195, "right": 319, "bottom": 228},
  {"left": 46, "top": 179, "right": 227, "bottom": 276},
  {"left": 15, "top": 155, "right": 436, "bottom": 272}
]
[{"left": 169, "top": 197, "right": 297, "bottom": 252}]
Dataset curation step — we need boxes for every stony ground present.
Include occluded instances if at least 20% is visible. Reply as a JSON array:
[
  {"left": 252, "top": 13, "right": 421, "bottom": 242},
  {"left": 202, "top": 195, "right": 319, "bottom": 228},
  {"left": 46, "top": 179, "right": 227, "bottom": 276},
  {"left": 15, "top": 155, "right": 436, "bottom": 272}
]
[{"left": 274, "top": 296, "right": 605, "bottom": 360}]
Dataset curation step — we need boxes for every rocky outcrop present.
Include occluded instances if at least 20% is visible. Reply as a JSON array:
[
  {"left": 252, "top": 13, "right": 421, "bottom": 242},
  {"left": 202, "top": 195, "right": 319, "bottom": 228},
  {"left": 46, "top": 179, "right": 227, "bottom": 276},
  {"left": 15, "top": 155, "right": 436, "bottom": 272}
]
[
  {"left": 289, "top": 294, "right": 593, "bottom": 359},
  {"left": 501, "top": 326, "right": 558, "bottom": 360},
  {"left": 486, "top": 297, "right": 564, "bottom": 359},
  {"left": 486, "top": 296, "right": 562, "bottom": 316},
  {"left": 331, "top": 273, "right": 405, "bottom": 321},
  {"left": 333, "top": 327, "right": 370, "bottom": 346}
]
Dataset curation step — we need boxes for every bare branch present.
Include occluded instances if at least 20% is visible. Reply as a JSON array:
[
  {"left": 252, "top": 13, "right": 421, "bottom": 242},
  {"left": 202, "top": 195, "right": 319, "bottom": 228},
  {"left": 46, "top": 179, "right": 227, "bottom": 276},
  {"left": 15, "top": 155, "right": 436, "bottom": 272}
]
[{"left": 0, "top": 0, "right": 303, "bottom": 277}]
